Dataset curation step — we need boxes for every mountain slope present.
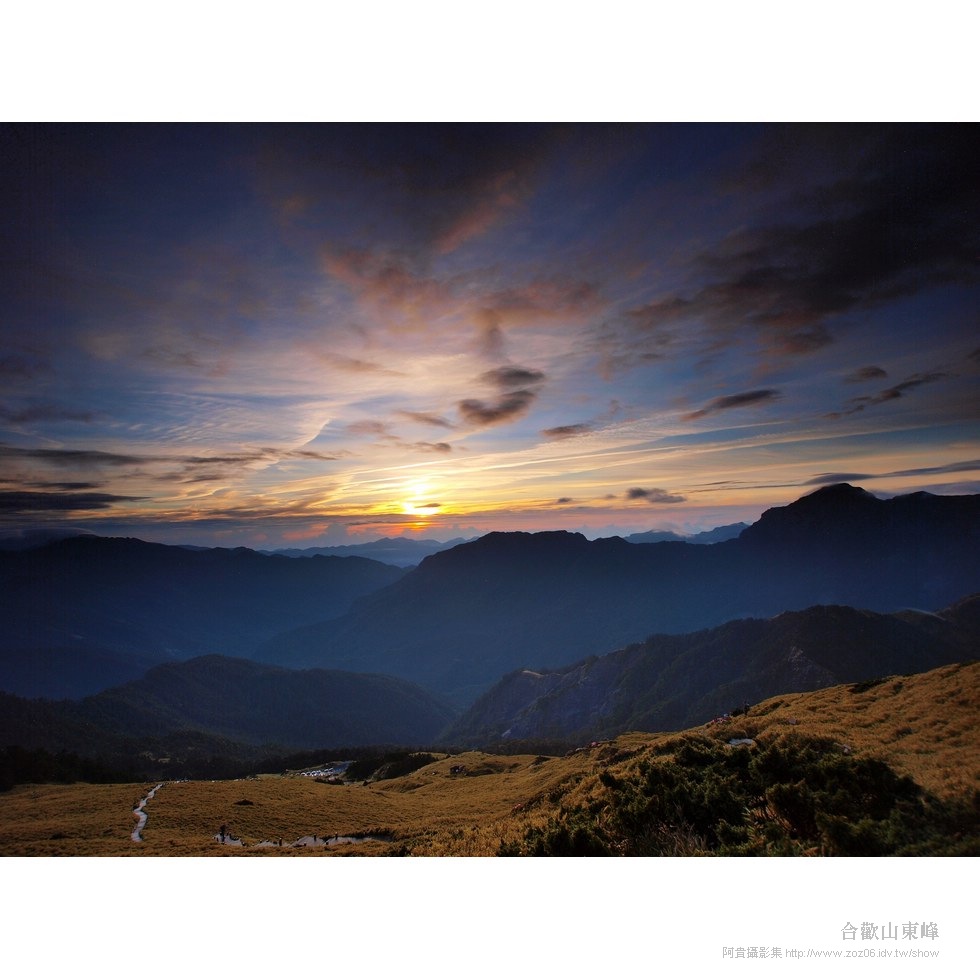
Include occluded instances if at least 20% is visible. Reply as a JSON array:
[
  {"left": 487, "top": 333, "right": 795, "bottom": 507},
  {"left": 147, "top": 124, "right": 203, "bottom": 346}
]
[
  {"left": 444, "top": 595, "right": 980, "bottom": 745},
  {"left": 0, "top": 655, "right": 456, "bottom": 757},
  {"left": 257, "top": 486, "right": 980, "bottom": 705}
]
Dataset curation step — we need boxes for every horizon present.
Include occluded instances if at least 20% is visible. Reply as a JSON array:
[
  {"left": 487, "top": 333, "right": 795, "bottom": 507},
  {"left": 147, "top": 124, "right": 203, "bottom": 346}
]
[
  {"left": 0, "top": 481, "right": 963, "bottom": 552},
  {"left": 3, "top": 124, "right": 978, "bottom": 550}
]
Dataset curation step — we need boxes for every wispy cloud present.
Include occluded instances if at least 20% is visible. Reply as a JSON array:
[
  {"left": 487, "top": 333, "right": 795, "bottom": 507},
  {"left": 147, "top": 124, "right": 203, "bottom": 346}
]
[{"left": 684, "top": 389, "right": 781, "bottom": 421}]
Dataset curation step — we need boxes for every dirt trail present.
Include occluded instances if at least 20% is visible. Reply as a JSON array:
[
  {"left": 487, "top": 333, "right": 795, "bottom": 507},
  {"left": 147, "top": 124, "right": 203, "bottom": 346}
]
[{"left": 131, "top": 783, "right": 164, "bottom": 842}]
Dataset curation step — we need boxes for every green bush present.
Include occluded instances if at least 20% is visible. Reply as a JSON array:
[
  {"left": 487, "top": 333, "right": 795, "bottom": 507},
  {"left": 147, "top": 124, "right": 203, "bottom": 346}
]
[{"left": 499, "top": 734, "right": 977, "bottom": 857}]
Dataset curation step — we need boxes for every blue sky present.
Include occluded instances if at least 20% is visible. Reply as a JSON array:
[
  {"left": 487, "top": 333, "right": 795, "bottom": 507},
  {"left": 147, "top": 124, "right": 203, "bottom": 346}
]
[{"left": 1, "top": 123, "right": 978, "bottom": 547}]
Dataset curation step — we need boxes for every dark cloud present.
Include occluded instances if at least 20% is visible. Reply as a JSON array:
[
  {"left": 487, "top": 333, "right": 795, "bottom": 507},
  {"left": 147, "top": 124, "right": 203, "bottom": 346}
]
[
  {"left": 1, "top": 404, "right": 94, "bottom": 429},
  {"left": 346, "top": 420, "right": 391, "bottom": 438},
  {"left": 0, "top": 353, "right": 51, "bottom": 379},
  {"left": 0, "top": 446, "right": 146, "bottom": 467},
  {"left": 556, "top": 497, "right": 573, "bottom": 504},
  {"left": 480, "top": 366, "right": 546, "bottom": 389},
  {"left": 834, "top": 372, "right": 950, "bottom": 417},
  {"left": 541, "top": 423, "right": 592, "bottom": 440},
  {"left": 608, "top": 127, "right": 980, "bottom": 362},
  {"left": 0, "top": 491, "right": 145, "bottom": 513},
  {"left": 804, "top": 460, "right": 980, "bottom": 485},
  {"left": 888, "top": 460, "right": 980, "bottom": 478},
  {"left": 35, "top": 481, "right": 103, "bottom": 491},
  {"left": 626, "top": 487, "right": 686, "bottom": 503},
  {"left": 456, "top": 363, "right": 546, "bottom": 429},
  {"left": 266, "top": 124, "right": 565, "bottom": 256},
  {"left": 458, "top": 390, "right": 537, "bottom": 428},
  {"left": 396, "top": 410, "right": 454, "bottom": 429},
  {"left": 0, "top": 445, "right": 340, "bottom": 487},
  {"left": 0, "top": 402, "right": 96, "bottom": 424},
  {"left": 804, "top": 473, "right": 873, "bottom": 485},
  {"left": 844, "top": 365, "right": 888, "bottom": 383},
  {"left": 287, "top": 450, "right": 342, "bottom": 461},
  {"left": 684, "top": 388, "right": 781, "bottom": 421},
  {"left": 413, "top": 442, "right": 452, "bottom": 454}
]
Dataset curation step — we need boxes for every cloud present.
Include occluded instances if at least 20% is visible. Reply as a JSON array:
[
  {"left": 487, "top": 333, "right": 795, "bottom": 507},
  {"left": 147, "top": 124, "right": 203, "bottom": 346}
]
[
  {"left": 602, "top": 127, "right": 980, "bottom": 364},
  {"left": 832, "top": 371, "right": 950, "bottom": 417},
  {"left": 0, "top": 446, "right": 146, "bottom": 468},
  {"left": 0, "top": 353, "right": 51, "bottom": 379},
  {"left": 396, "top": 410, "right": 454, "bottom": 429},
  {"left": 321, "top": 248, "right": 452, "bottom": 328},
  {"left": 346, "top": 420, "right": 392, "bottom": 438},
  {"left": 844, "top": 365, "right": 888, "bottom": 383},
  {"left": 458, "top": 390, "right": 537, "bottom": 428},
  {"left": 0, "top": 491, "right": 145, "bottom": 513},
  {"left": 804, "top": 473, "right": 874, "bottom": 485},
  {"left": 0, "top": 445, "right": 342, "bottom": 491},
  {"left": 887, "top": 459, "right": 980, "bottom": 478},
  {"left": 34, "top": 481, "right": 103, "bottom": 491},
  {"left": 804, "top": 460, "right": 980, "bottom": 485},
  {"left": 455, "top": 362, "right": 546, "bottom": 429},
  {"left": 556, "top": 497, "right": 573, "bottom": 504},
  {"left": 541, "top": 423, "right": 592, "bottom": 440},
  {"left": 317, "top": 353, "right": 404, "bottom": 376},
  {"left": 480, "top": 366, "right": 547, "bottom": 389},
  {"left": 626, "top": 487, "right": 686, "bottom": 503},
  {"left": 0, "top": 402, "right": 97, "bottom": 424},
  {"left": 413, "top": 442, "right": 452, "bottom": 454},
  {"left": 684, "top": 389, "right": 781, "bottom": 421}
]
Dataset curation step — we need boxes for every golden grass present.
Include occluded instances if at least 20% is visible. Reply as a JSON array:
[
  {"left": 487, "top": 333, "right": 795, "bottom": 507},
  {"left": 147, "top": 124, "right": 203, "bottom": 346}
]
[{"left": 1, "top": 661, "right": 976, "bottom": 856}]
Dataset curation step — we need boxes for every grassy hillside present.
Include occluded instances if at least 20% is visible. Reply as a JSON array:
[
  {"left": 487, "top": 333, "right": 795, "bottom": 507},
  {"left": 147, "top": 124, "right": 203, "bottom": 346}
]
[{"left": 1, "top": 660, "right": 975, "bottom": 856}]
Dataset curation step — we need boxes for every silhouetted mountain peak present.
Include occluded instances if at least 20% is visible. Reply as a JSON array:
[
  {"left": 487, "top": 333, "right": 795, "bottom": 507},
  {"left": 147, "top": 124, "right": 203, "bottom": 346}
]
[{"left": 419, "top": 529, "right": 594, "bottom": 568}]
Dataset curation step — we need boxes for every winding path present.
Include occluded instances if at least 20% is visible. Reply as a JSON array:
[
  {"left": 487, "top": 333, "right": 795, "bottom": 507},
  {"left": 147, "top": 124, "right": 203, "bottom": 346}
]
[{"left": 131, "top": 783, "right": 164, "bottom": 842}]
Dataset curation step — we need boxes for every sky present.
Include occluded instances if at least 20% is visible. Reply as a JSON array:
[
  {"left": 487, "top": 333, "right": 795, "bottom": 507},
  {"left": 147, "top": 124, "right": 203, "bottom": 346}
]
[{"left": 1, "top": 123, "right": 978, "bottom": 548}]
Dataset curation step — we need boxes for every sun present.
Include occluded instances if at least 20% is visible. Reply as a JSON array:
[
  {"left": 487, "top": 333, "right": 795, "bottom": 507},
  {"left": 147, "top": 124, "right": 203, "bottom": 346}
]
[{"left": 400, "top": 480, "right": 442, "bottom": 517}]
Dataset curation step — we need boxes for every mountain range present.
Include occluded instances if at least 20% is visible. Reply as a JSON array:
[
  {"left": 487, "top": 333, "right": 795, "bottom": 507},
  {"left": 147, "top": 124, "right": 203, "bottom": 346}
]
[
  {"left": 1, "top": 483, "right": 978, "bottom": 772},
  {"left": 0, "top": 535, "right": 405, "bottom": 698},
  {"left": 257, "top": 484, "right": 980, "bottom": 705}
]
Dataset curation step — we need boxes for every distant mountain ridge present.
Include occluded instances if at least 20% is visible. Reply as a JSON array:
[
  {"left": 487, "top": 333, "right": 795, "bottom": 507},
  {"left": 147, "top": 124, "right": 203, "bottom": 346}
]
[
  {"left": 257, "top": 485, "right": 980, "bottom": 705},
  {"left": 443, "top": 594, "right": 980, "bottom": 746},
  {"left": 0, "top": 535, "right": 406, "bottom": 698},
  {"left": 623, "top": 522, "right": 748, "bottom": 544},
  {"left": 264, "top": 536, "right": 472, "bottom": 566}
]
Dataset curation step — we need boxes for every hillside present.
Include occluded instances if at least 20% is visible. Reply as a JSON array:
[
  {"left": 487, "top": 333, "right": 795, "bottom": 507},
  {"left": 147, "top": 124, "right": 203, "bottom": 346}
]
[
  {"left": 0, "top": 655, "right": 456, "bottom": 767},
  {"left": 0, "top": 535, "right": 406, "bottom": 698},
  {"left": 444, "top": 596, "right": 980, "bottom": 745},
  {"left": 257, "top": 485, "right": 980, "bottom": 705},
  {"left": 1, "top": 660, "right": 975, "bottom": 856}
]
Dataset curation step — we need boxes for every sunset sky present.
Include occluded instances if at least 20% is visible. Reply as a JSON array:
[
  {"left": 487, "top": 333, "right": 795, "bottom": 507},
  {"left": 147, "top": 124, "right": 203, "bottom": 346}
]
[{"left": 2, "top": 123, "right": 978, "bottom": 547}]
